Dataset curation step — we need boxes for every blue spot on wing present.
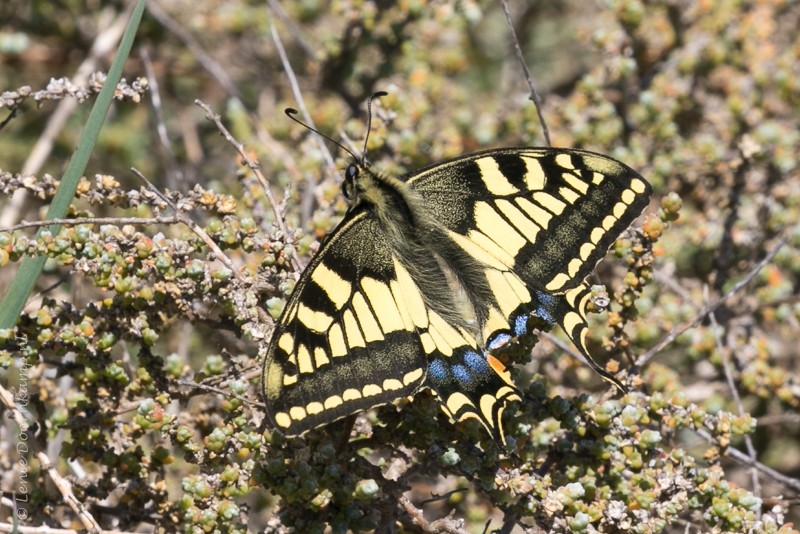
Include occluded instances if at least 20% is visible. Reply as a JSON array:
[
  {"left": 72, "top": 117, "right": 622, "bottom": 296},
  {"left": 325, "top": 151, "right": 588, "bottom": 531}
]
[
  {"left": 513, "top": 314, "right": 528, "bottom": 336},
  {"left": 428, "top": 359, "right": 448, "bottom": 382},
  {"left": 463, "top": 350, "right": 486, "bottom": 371},
  {"left": 488, "top": 289, "right": 563, "bottom": 351},
  {"left": 531, "top": 290, "right": 557, "bottom": 324},
  {"left": 427, "top": 349, "right": 495, "bottom": 391},
  {"left": 424, "top": 346, "right": 522, "bottom": 445},
  {"left": 487, "top": 332, "right": 512, "bottom": 351},
  {"left": 452, "top": 364, "right": 471, "bottom": 385}
]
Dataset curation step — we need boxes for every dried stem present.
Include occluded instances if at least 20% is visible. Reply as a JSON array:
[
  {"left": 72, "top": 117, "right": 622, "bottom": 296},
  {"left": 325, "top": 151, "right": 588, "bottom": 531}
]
[
  {"left": 139, "top": 45, "right": 184, "bottom": 190},
  {"left": 707, "top": 298, "right": 762, "bottom": 507},
  {"left": 130, "top": 167, "right": 244, "bottom": 282},
  {"left": 267, "top": 14, "right": 337, "bottom": 171},
  {"left": 175, "top": 379, "right": 265, "bottom": 409},
  {"left": 146, "top": 0, "right": 241, "bottom": 100},
  {"left": 697, "top": 428, "right": 800, "bottom": 493},
  {"left": 1, "top": 216, "right": 180, "bottom": 233},
  {"left": 500, "top": 0, "right": 551, "bottom": 147},
  {"left": 0, "top": 383, "right": 102, "bottom": 532},
  {"left": 398, "top": 495, "right": 469, "bottom": 534},
  {"left": 193, "top": 100, "right": 300, "bottom": 271},
  {"left": 634, "top": 238, "right": 786, "bottom": 369}
]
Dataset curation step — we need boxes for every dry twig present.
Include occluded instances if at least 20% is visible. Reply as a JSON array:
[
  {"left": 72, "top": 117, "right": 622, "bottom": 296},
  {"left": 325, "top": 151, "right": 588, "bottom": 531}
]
[
  {"left": 0, "top": 383, "right": 102, "bottom": 532},
  {"left": 1, "top": 216, "right": 180, "bottom": 233},
  {"left": 634, "top": 238, "right": 786, "bottom": 369},
  {"left": 146, "top": 0, "right": 241, "bottom": 100},
  {"left": 398, "top": 495, "right": 469, "bottom": 534},
  {"left": 130, "top": 167, "right": 244, "bottom": 282},
  {"left": 194, "top": 99, "right": 300, "bottom": 271},
  {"left": 500, "top": 0, "right": 551, "bottom": 147},
  {"left": 707, "top": 297, "right": 762, "bottom": 507}
]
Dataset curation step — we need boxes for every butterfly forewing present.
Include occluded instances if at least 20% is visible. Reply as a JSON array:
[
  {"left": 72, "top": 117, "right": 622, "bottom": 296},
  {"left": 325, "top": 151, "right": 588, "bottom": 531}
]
[
  {"left": 263, "top": 211, "right": 429, "bottom": 434},
  {"left": 409, "top": 148, "right": 651, "bottom": 293}
]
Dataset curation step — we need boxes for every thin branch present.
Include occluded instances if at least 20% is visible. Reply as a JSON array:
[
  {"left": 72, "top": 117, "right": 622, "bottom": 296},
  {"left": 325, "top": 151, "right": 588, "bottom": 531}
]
[
  {"left": 634, "top": 238, "right": 786, "bottom": 369},
  {"left": 398, "top": 495, "right": 469, "bottom": 534},
  {"left": 712, "top": 155, "right": 749, "bottom": 294},
  {"left": 654, "top": 268, "right": 699, "bottom": 306},
  {"left": 267, "top": 13, "right": 337, "bottom": 171},
  {"left": 696, "top": 428, "right": 800, "bottom": 493},
  {"left": 175, "top": 379, "right": 265, "bottom": 409},
  {"left": 754, "top": 413, "right": 800, "bottom": 426},
  {"left": 139, "top": 45, "right": 184, "bottom": 190},
  {"left": 707, "top": 299, "right": 762, "bottom": 507},
  {"left": 418, "top": 488, "right": 468, "bottom": 506},
  {"left": 0, "top": 76, "right": 147, "bottom": 110},
  {"left": 267, "top": 6, "right": 385, "bottom": 246},
  {"left": 36, "top": 452, "right": 102, "bottom": 533},
  {"left": 265, "top": 0, "right": 318, "bottom": 59},
  {"left": 0, "top": 383, "right": 102, "bottom": 532},
  {"left": 250, "top": 121, "right": 308, "bottom": 235},
  {"left": 59, "top": 402, "right": 140, "bottom": 430},
  {"left": 0, "top": 108, "right": 18, "bottom": 131},
  {"left": 146, "top": 0, "right": 241, "bottom": 100},
  {"left": 1, "top": 215, "right": 180, "bottom": 233},
  {"left": 129, "top": 167, "right": 244, "bottom": 282},
  {"left": 500, "top": 0, "right": 551, "bottom": 147},
  {"left": 193, "top": 100, "right": 301, "bottom": 271}
]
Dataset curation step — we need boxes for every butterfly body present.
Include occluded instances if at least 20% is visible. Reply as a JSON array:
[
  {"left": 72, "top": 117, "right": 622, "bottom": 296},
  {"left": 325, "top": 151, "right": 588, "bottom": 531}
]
[{"left": 263, "top": 147, "right": 651, "bottom": 443}]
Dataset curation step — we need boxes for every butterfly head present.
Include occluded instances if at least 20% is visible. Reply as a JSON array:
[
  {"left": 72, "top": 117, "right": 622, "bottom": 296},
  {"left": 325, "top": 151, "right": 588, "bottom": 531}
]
[
  {"left": 342, "top": 163, "right": 359, "bottom": 200},
  {"left": 285, "top": 91, "right": 388, "bottom": 204}
]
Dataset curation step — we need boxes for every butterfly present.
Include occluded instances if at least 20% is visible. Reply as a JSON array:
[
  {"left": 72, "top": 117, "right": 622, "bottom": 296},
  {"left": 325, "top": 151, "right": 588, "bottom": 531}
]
[{"left": 262, "top": 99, "right": 651, "bottom": 444}]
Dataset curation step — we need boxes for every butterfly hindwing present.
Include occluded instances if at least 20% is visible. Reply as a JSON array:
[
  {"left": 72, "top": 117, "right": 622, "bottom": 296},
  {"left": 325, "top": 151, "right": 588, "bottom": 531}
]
[{"left": 426, "top": 347, "right": 521, "bottom": 444}]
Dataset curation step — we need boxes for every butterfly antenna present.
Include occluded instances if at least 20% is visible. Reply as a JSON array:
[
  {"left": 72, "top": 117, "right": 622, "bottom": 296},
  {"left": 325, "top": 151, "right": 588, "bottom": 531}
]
[
  {"left": 363, "top": 91, "right": 388, "bottom": 164},
  {"left": 284, "top": 108, "right": 359, "bottom": 162}
]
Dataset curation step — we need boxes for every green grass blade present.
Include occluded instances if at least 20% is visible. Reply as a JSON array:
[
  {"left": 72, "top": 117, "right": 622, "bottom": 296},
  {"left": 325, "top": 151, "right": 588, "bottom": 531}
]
[{"left": 0, "top": 0, "right": 147, "bottom": 329}]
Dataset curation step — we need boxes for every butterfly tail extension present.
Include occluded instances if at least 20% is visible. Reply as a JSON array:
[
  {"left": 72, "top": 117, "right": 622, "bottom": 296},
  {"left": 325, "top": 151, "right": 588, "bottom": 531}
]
[
  {"left": 547, "top": 284, "right": 627, "bottom": 393},
  {"left": 425, "top": 346, "right": 522, "bottom": 445}
]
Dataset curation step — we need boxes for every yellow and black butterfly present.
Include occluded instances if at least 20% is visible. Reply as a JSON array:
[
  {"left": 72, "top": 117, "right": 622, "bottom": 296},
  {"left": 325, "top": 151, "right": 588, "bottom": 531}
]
[{"left": 262, "top": 97, "right": 651, "bottom": 444}]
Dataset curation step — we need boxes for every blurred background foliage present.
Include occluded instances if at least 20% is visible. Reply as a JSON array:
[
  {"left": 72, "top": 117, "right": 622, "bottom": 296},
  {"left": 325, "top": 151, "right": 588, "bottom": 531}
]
[{"left": 1, "top": 0, "right": 799, "bottom": 532}]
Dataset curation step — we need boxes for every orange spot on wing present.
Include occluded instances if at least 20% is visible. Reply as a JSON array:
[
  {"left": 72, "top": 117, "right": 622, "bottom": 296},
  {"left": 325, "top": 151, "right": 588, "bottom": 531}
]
[{"left": 487, "top": 354, "right": 508, "bottom": 375}]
